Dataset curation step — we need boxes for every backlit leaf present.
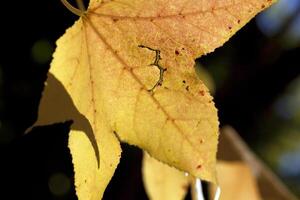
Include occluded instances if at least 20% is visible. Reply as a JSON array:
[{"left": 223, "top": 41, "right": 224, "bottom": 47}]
[{"left": 33, "top": 0, "right": 276, "bottom": 199}]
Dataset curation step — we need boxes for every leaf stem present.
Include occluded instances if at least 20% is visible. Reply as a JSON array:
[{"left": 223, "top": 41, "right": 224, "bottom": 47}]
[
  {"left": 61, "top": 0, "right": 84, "bottom": 17},
  {"left": 76, "top": 0, "right": 86, "bottom": 12}
]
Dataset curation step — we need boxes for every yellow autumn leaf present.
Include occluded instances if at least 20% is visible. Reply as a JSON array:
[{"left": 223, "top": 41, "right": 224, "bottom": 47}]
[
  {"left": 69, "top": 129, "right": 121, "bottom": 200},
  {"left": 210, "top": 161, "right": 262, "bottom": 200},
  {"left": 142, "top": 152, "right": 189, "bottom": 200},
  {"left": 33, "top": 0, "right": 277, "bottom": 199}
]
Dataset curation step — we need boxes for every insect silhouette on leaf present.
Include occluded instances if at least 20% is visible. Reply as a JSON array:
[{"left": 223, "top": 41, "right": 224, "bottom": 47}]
[{"left": 138, "top": 45, "right": 167, "bottom": 92}]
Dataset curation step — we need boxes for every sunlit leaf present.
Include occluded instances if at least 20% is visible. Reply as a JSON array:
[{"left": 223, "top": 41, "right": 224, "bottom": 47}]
[{"left": 33, "top": 0, "right": 276, "bottom": 199}]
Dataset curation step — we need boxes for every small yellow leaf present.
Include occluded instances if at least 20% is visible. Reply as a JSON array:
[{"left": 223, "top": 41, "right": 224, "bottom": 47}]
[
  {"left": 142, "top": 152, "right": 189, "bottom": 200},
  {"left": 210, "top": 161, "right": 262, "bottom": 200},
  {"left": 69, "top": 129, "right": 121, "bottom": 200}
]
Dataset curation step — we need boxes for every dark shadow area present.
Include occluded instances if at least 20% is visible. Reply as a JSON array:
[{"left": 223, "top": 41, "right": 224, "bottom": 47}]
[
  {"left": 32, "top": 73, "right": 99, "bottom": 167},
  {"left": 1, "top": 122, "right": 77, "bottom": 200},
  {"left": 103, "top": 143, "right": 148, "bottom": 200}
]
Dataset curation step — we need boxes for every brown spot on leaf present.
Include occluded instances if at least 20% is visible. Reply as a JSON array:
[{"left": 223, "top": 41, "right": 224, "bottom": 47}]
[
  {"left": 182, "top": 80, "right": 186, "bottom": 84},
  {"left": 175, "top": 50, "right": 180, "bottom": 55},
  {"left": 228, "top": 26, "right": 232, "bottom": 30},
  {"left": 261, "top": 4, "right": 265, "bottom": 9},
  {"left": 112, "top": 18, "right": 118, "bottom": 22},
  {"left": 237, "top": 19, "right": 241, "bottom": 24},
  {"left": 178, "top": 13, "right": 185, "bottom": 19},
  {"left": 185, "top": 86, "right": 189, "bottom": 91},
  {"left": 199, "top": 90, "right": 205, "bottom": 96},
  {"left": 196, "top": 164, "right": 202, "bottom": 169}
]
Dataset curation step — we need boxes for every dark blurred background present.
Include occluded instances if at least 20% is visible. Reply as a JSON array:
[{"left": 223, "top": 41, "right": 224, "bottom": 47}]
[{"left": 0, "top": 0, "right": 299, "bottom": 199}]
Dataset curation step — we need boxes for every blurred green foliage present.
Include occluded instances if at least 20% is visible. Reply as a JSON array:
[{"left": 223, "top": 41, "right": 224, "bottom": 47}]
[{"left": 31, "top": 39, "right": 54, "bottom": 64}]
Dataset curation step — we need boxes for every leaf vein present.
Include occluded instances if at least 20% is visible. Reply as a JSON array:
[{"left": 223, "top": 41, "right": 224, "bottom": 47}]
[{"left": 85, "top": 17, "right": 203, "bottom": 156}]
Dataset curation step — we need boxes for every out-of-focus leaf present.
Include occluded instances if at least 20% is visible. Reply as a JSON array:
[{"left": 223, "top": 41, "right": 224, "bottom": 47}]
[
  {"left": 142, "top": 153, "right": 189, "bottom": 200},
  {"left": 210, "top": 161, "right": 262, "bottom": 200}
]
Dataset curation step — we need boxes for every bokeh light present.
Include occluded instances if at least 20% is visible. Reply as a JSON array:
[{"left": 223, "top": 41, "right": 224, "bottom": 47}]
[
  {"left": 256, "top": 0, "right": 300, "bottom": 36},
  {"left": 279, "top": 148, "right": 300, "bottom": 177},
  {"left": 255, "top": 75, "right": 300, "bottom": 196},
  {"left": 0, "top": 122, "right": 15, "bottom": 145},
  {"left": 256, "top": 0, "right": 300, "bottom": 49},
  {"left": 48, "top": 172, "right": 71, "bottom": 197},
  {"left": 282, "top": 15, "right": 300, "bottom": 48},
  {"left": 31, "top": 39, "right": 54, "bottom": 64},
  {"left": 273, "top": 77, "right": 300, "bottom": 120}
]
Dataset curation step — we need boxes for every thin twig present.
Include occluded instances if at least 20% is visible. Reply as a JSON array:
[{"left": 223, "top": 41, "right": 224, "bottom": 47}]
[{"left": 138, "top": 45, "right": 167, "bottom": 92}]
